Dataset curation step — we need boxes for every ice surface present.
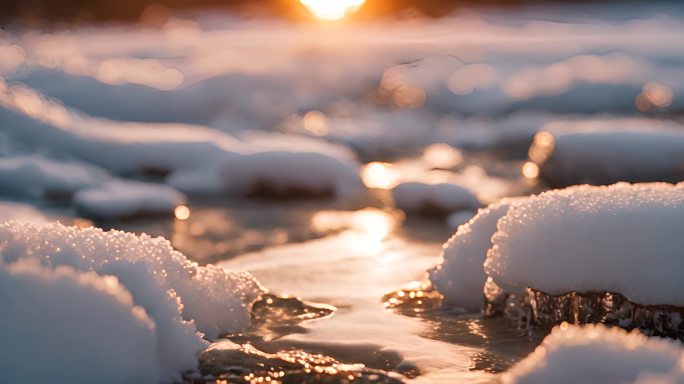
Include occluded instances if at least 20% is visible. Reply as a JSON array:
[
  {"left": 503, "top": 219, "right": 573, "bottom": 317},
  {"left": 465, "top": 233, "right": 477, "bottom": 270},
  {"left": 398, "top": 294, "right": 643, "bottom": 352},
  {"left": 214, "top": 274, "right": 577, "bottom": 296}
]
[
  {"left": 530, "top": 119, "right": 684, "bottom": 187},
  {"left": 392, "top": 182, "right": 481, "bottom": 216},
  {"left": 430, "top": 199, "right": 520, "bottom": 311},
  {"left": 504, "top": 324, "right": 684, "bottom": 384},
  {"left": 486, "top": 183, "right": 684, "bottom": 307},
  {"left": 0, "top": 222, "right": 265, "bottom": 342},
  {"left": 0, "top": 259, "right": 164, "bottom": 384}
]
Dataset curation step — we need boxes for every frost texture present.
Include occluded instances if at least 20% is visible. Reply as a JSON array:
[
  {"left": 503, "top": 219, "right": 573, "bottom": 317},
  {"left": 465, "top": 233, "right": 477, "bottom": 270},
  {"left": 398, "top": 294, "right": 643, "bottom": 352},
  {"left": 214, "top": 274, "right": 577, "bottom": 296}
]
[
  {"left": 0, "top": 222, "right": 265, "bottom": 340},
  {"left": 0, "top": 260, "right": 163, "bottom": 384},
  {"left": 504, "top": 324, "right": 684, "bottom": 384},
  {"left": 486, "top": 183, "right": 684, "bottom": 307},
  {"left": 392, "top": 182, "right": 481, "bottom": 216}
]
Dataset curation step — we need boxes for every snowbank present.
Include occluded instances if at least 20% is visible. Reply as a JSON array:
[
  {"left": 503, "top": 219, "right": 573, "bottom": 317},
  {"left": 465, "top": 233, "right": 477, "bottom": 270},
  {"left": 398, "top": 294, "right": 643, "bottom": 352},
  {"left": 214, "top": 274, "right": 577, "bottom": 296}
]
[
  {"left": 485, "top": 183, "right": 684, "bottom": 306},
  {"left": 73, "top": 180, "right": 185, "bottom": 220},
  {"left": 392, "top": 182, "right": 481, "bottom": 217},
  {"left": 504, "top": 324, "right": 684, "bottom": 384},
  {"left": 0, "top": 260, "right": 163, "bottom": 384},
  {"left": 529, "top": 119, "right": 684, "bottom": 187},
  {"left": 0, "top": 155, "right": 108, "bottom": 200},
  {"left": 429, "top": 199, "right": 520, "bottom": 310},
  {"left": 0, "top": 82, "right": 363, "bottom": 199},
  {"left": 0, "top": 155, "right": 186, "bottom": 219},
  {"left": 0, "top": 222, "right": 265, "bottom": 381}
]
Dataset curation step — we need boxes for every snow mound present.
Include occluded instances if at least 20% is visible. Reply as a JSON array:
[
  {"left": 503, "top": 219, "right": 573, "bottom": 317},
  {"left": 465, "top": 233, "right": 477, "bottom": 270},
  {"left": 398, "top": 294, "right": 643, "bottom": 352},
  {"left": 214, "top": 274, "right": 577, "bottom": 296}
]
[
  {"left": 0, "top": 259, "right": 163, "bottom": 384},
  {"left": 529, "top": 119, "right": 684, "bottom": 187},
  {"left": 0, "top": 201, "right": 48, "bottom": 224},
  {"left": 0, "top": 155, "right": 186, "bottom": 219},
  {"left": 430, "top": 198, "right": 520, "bottom": 310},
  {"left": 486, "top": 183, "right": 684, "bottom": 306},
  {"left": 0, "top": 155, "right": 108, "bottom": 200},
  {"left": 0, "top": 222, "right": 265, "bottom": 341},
  {"left": 392, "top": 182, "right": 481, "bottom": 216},
  {"left": 73, "top": 180, "right": 186, "bottom": 219},
  {"left": 0, "top": 81, "right": 362, "bottom": 199},
  {"left": 504, "top": 324, "right": 684, "bottom": 384}
]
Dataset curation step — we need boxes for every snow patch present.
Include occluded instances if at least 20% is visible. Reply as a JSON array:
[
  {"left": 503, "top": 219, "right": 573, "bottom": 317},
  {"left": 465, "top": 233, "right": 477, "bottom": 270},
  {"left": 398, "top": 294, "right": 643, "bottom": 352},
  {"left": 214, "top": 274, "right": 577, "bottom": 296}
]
[
  {"left": 504, "top": 324, "right": 684, "bottom": 384},
  {"left": 486, "top": 183, "right": 684, "bottom": 307},
  {"left": 392, "top": 182, "right": 481, "bottom": 217},
  {"left": 0, "top": 259, "right": 163, "bottom": 384}
]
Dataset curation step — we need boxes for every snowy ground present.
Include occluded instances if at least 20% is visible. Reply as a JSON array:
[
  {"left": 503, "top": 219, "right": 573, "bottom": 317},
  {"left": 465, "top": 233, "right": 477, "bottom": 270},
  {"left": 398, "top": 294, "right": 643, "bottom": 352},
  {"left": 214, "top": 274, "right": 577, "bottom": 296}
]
[{"left": 2, "top": 2, "right": 684, "bottom": 383}]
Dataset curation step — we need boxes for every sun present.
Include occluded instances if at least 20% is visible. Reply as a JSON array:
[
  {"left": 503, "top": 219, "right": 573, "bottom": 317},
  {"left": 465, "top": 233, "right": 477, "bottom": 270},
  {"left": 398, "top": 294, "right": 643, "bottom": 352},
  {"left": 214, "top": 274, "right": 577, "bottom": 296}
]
[{"left": 299, "top": 0, "right": 366, "bottom": 20}]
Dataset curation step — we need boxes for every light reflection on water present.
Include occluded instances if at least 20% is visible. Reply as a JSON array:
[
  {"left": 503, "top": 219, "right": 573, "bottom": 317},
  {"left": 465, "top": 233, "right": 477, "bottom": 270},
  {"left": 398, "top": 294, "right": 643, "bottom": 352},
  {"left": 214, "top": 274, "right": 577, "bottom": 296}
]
[{"left": 84, "top": 157, "right": 541, "bottom": 382}]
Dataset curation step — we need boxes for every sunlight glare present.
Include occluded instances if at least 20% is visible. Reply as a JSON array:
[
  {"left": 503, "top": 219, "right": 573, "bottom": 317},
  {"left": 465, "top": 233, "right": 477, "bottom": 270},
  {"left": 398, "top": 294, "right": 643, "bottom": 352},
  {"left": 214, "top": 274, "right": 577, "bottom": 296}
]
[
  {"left": 361, "top": 162, "right": 401, "bottom": 189},
  {"left": 174, "top": 205, "right": 191, "bottom": 220},
  {"left": 299, "top": 0, "right": 366, "bottom": 20}
]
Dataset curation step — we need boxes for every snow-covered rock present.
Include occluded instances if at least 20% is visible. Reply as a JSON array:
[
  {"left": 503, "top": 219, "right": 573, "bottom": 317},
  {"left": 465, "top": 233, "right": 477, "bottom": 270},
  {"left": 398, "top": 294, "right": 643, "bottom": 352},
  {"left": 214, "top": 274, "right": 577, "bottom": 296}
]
[
  {"left": 0, "top": 222, "right": 265, "bottom": 382},
  {"left": 485, "top": 183, "right": 684, "bottom": 307},
  {"left": 73, "top": 180, "right": 186, "bottom": 220},
  {"left": 430, "top": 198, "right": 520, "bottom": 311},
  {"left": 503, "top": 324, "right": 684, "bottom": 384},
  {"left": 529, "top": 119, "right": 684, "bottom": 187},
  {"left": 0, "top": 259, "right": 164, "bottom": 384},
  {"left": 392, "top": 182, "right": 481, "bottom": 217}
]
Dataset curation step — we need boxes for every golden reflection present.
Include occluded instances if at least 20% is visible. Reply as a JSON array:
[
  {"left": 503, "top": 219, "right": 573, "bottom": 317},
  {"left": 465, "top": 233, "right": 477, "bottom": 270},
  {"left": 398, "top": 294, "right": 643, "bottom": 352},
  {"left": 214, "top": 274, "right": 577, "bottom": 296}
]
[
  {"left": 303, "top": 110, "right": 328, "bottom": 136},
  {"left": 299, "top": 0, "right": 366, "bottom": 20},
  {"left": 522, "top": 161, "right": 540, "bottom": 179},
  {"left": 643, "top": 82, "right": 673, "bottom": 110},
  {"left": 174, "top": 205, "right": 191, "bottom": 220},
  {"left": 311, "top": 208, "right": 395, "bottom": 240},
  {"left": 361, "top": 162, "right": 400, "bottom": 189},
  {"left": 422, "top": 143, "right": 463, "bottom": 169},
  {"left": 528, "top": 131, "right": 555, "bottom": 164},
  {"left": 392, "top": 85, "right": 426, "bottom": 109}
]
